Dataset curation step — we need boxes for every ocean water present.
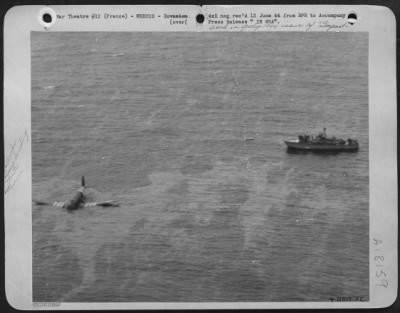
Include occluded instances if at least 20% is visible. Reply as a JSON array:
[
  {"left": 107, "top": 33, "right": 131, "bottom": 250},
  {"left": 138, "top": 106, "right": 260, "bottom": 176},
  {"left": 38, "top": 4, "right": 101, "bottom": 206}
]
[{"left": 32, "top": 32, "right": 369, "bottom": 302}]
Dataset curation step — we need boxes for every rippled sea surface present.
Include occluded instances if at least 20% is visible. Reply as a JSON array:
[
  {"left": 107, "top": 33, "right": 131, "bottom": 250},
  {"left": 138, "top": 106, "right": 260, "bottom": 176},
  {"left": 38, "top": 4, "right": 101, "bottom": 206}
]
[{"left": 32, "top": 32, "right": 368, "bottom": 302}]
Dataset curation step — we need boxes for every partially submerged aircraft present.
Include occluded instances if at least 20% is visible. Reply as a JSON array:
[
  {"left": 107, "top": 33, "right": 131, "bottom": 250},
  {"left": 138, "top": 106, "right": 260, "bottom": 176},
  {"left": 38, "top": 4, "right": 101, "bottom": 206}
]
[{"left": 33, "top": 176, "right": 119, "bottom": 210}]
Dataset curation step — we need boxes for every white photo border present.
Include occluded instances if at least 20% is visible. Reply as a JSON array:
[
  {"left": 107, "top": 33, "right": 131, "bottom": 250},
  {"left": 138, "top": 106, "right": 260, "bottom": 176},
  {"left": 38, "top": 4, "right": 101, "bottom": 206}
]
[{"left": 4, "top": 5, "right": 397, "bottom": 310}]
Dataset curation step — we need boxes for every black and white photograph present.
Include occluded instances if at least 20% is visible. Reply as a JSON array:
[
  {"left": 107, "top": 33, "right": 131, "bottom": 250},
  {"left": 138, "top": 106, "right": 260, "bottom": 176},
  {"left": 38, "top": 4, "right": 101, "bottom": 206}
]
[
  {"left": 3, "top": 5, "right": 397, "bottom": 310},
  {"left": 31, "top": 31, "right": 369, "bottom": 302}
]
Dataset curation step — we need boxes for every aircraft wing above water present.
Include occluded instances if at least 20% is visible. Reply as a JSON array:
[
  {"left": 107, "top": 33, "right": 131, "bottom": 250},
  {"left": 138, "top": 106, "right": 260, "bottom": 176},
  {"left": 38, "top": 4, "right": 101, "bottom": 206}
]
[
  {"left": 33, "top": 200, "right": 120, "bottom": 208},
  {"left": 33, "top": 176, "right": 119, "bottom": 209}
]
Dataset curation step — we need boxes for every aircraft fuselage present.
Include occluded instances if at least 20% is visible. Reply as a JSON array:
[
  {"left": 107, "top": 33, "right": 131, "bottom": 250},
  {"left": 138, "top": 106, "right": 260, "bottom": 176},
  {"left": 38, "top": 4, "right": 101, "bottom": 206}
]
[{"left": 63, "top": 187, "right": 85, "bottom": 210}]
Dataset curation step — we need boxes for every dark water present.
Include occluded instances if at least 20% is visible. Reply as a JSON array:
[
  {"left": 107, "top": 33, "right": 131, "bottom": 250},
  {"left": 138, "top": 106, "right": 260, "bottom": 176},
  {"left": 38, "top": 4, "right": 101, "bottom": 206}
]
[{"left": 32, "top": 32, "right": 369, "bottom": 302}]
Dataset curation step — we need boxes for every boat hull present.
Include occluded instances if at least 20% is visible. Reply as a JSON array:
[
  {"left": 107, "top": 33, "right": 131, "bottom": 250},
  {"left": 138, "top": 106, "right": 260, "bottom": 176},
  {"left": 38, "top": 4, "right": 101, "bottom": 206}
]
[{"left": 285, "top": 141, "right": 359, "bottom": 152}]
